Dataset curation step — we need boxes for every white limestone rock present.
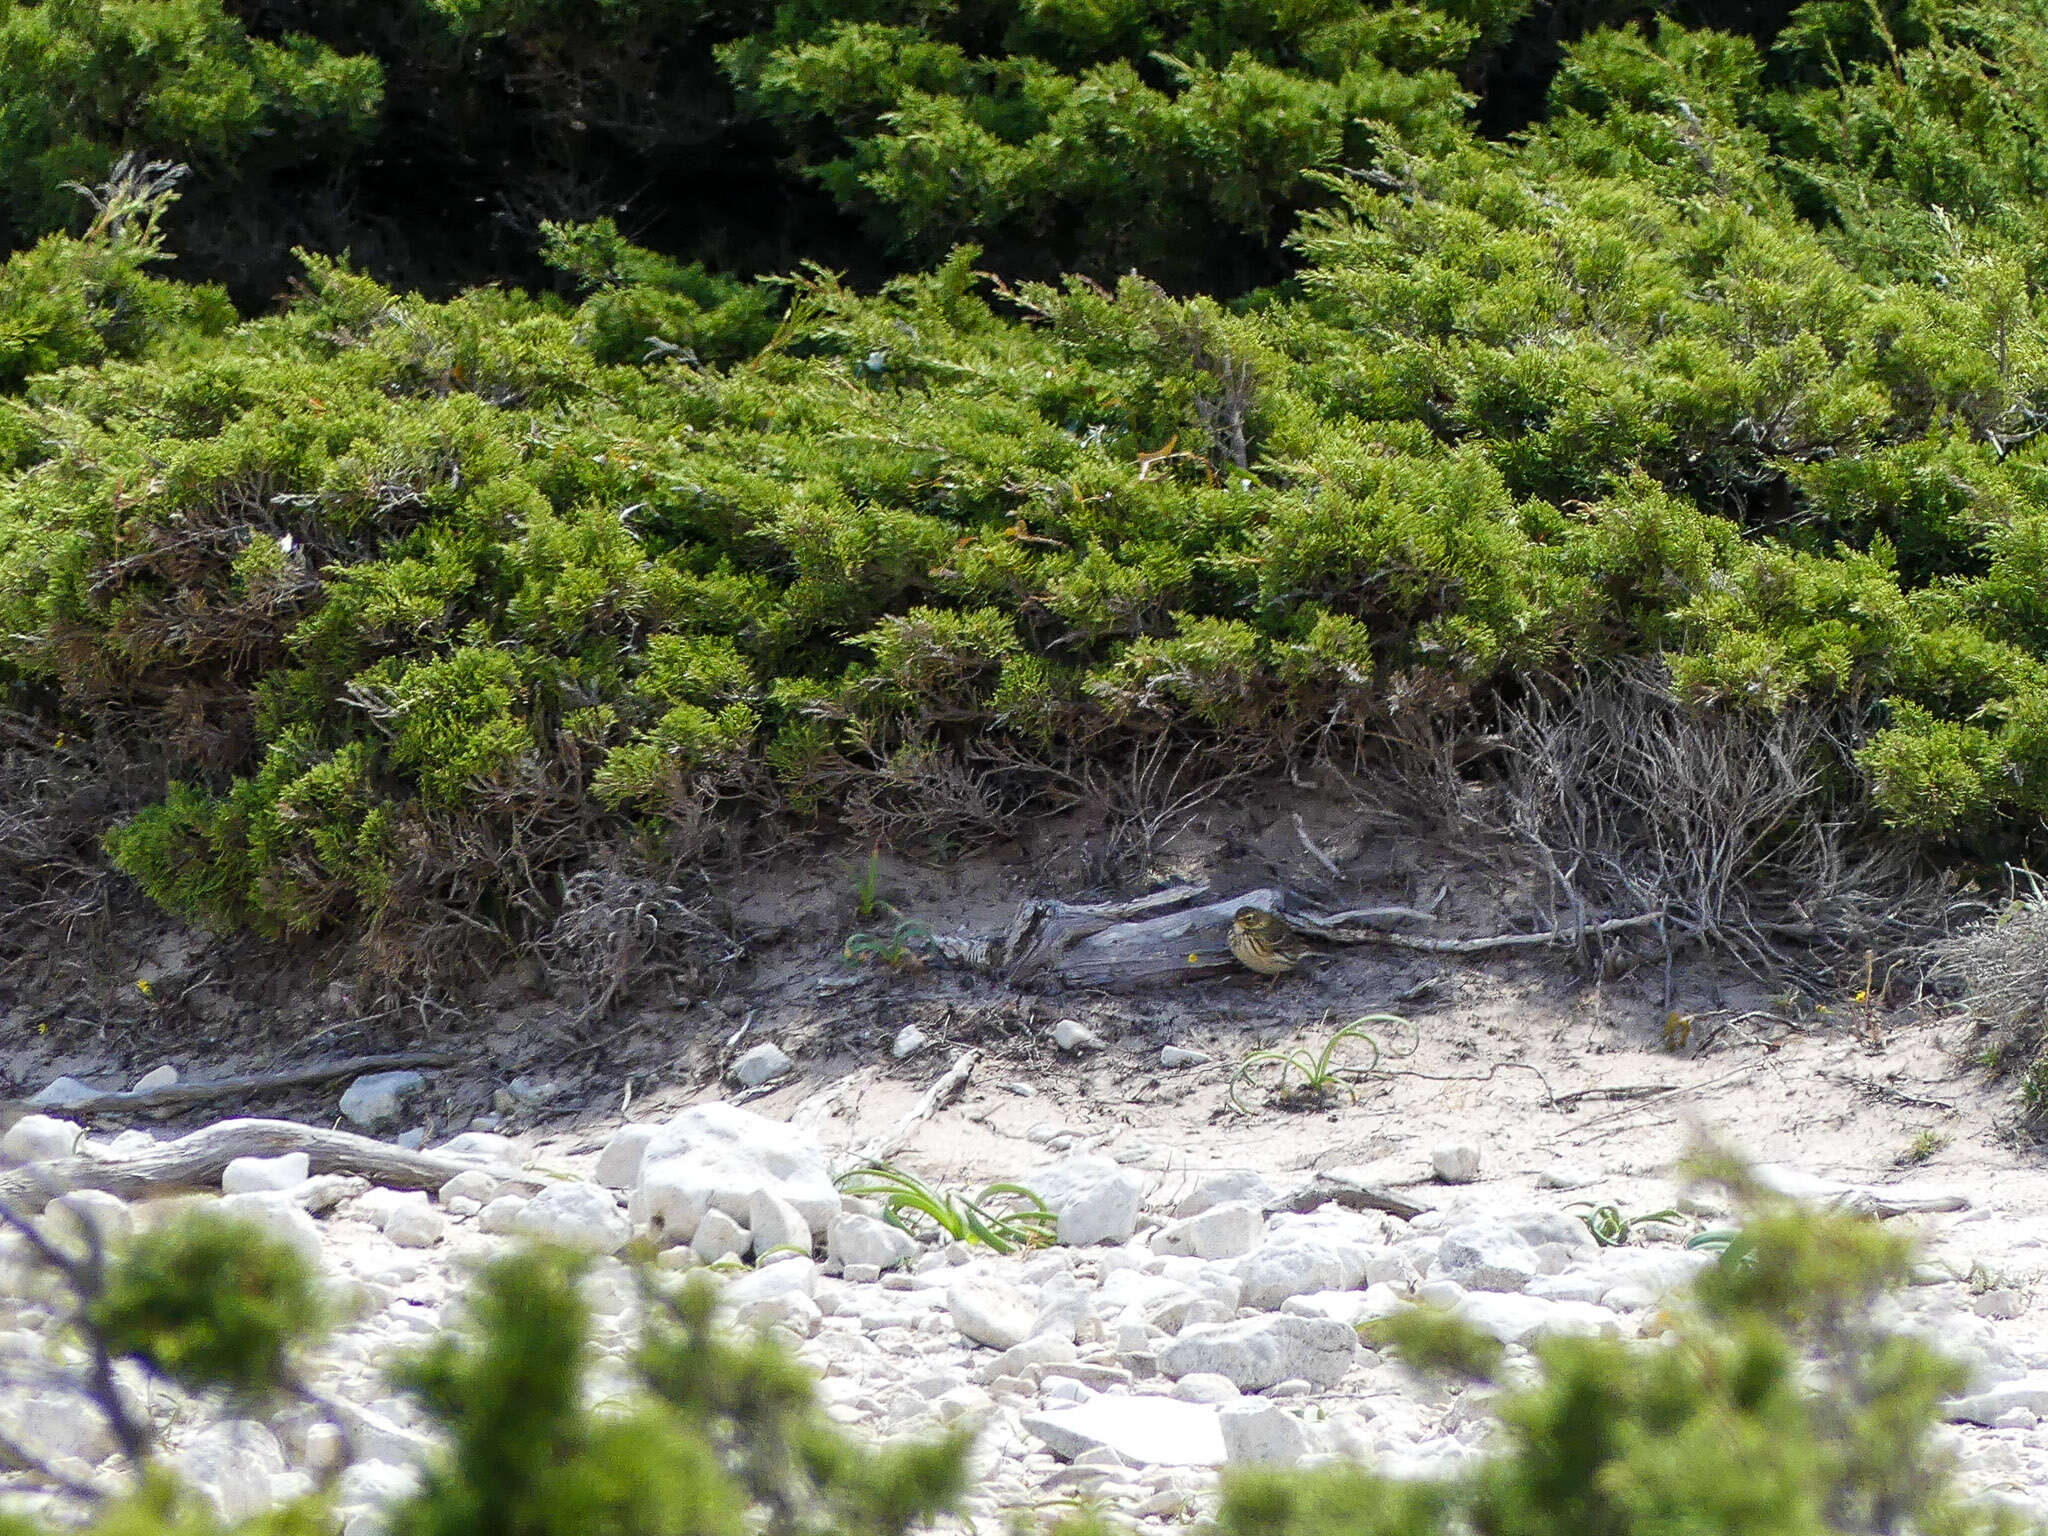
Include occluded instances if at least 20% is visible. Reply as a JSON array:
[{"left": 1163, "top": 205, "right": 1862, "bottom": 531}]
[
  {"left": 1430, "top": 1142, "right": 1482, "bottom": 1184},
  {"left": 382, "top": 1194, "right": 446, "bottom": 1249},
  {"left": 437, "top": 1169, "right": 501, "bottom": 1206},
  {"left": 1946, "top": 1375, "right": 2048, "bottom": 1426},
  {"left": 595, "top": 1123, "right": 658, "bottom": 1189},
  {"left": 1022, "top": 1396, "right": 1226, "bottom": 1467},
  {"left": 947, "top": 1276, "right": 1039, "bottom": 1350},
  {"left": 1454, "top": 1293, "right": 1620, "bottom": 1345},
  {"left": 172, "top": 1421, "right": 285, "bottom": 1525},
  {"left": 1031, "top": 1155, "right": 1144, "bottom": 1246},
  {"left": 338, "top": 1071, "right": 427, "bottom": 1130},
  {"left": 478, "top": 1195, "right": 530, "bottom": 1234},
  {"left": 692, "top": 1209, "right": 751, "bottom": 1264},
  {"left": 43, "top": 1189, "right": 133, "bottom": 1249},
  {"left": 827, "top": 1212, "right": 919, "bottom": 1271},
  {"left": 1234, "top": 1240, "right": 1367, "bottom": 1310},
  {"left": 1153, "top": 1201, "right": 1264, "bottom": 1262},
  {"left": 1433, "top": 1222, "right": 1542, "bottom": 1293},
  {"left": 218, "top": 1191, "right": 323, "bottom": 1267},
  {"left": 3, "top": 1114, "right": 81, "bottom": 1165},
  {"left": 749, "top": 1188, "right": 813, "bottom": 1258},
  {"left": 1158, "top": 1314, "right": 1359, "bottom": 1390},
  {"left": 26, "top": 1077, "right": 99, "bottom": 1111},
  {"left": 223, "top": 1152, "right": 312, "bottom": 1195},
  {"left": 1219, "top": 1400, "right": 1318, "bottom": 1465},
  {"left": 513, "top": 1182, "right": 632, "bottom": 1253},
  {"left": 1051, "top": 1018, "right": 1103, "bottom": 1052},
  {"left": 1175, "top": 1169, "right": 1278, "bottom": 1219},
  {"left": 732, "top": 1043, "right": 793, "bottom": 1087},
  {"left": 630, "top": 1102, "right": 838, "bottom": 1247}
]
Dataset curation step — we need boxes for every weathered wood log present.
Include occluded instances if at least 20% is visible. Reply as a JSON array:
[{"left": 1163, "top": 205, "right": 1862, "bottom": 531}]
[
  {"left": 979, "top": 885, "right": 1654, "bottom": 988},
  {"left": 10, "top": 1053, "right": 459, "bottom": 1120},
  {"left": 0, "top": 1118, "right": 514, "bottom": 1207},
  {"left": 1269, "top": 1170, "right": 1431, "bottom": 1222}
]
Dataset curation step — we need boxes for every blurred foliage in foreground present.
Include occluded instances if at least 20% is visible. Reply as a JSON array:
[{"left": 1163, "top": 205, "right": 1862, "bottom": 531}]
[{"left": 1, "top": 1169, "right": 2025, "bottom": 1536}]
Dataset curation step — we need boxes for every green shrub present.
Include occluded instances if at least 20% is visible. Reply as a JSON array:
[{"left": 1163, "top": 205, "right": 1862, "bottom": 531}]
[
  {"left": 89, "top": 1210, "right": 328, "bottom": 1400},
  {"left": 14, "top": 5, "right": 2048, "bottom": 963},
  {"left": 1228, "top": 1186, "right": 1996, "bottom": 1536},
  {"left": 5, "top": 1169, "right": 2013, "bottom": 1536}
]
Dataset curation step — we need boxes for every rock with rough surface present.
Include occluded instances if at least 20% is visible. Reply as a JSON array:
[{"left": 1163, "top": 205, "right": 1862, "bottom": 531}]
[
  {"left": 437, "top": 1169, "right": 500, "bottom": 1206},
  {"left": 1430, "top": 1141, "right": 1481, "bottom": 1184},
  {"left": 630, "top": 1103, "right": 839, "bottom": 1246},
  {"left": 382, "top": 1194, "right": 446, "bottom": 1249},
  {"left": 478, "top": 1195, "right": 529, "bottom": 1234},
  {"left": 1454, "top": 1293, "right": 1619, "bottom": 1344},
  {"left": 749, "top": 1188, "right": 813, "bottom": 1257},
  {"left": 338, "top": 1071, "right": 427, "bottom": 1131},
  {"left": 1031, "top": 1155, "right": 1145, "bottom": 1246},
  {"left": 732, "top": 1043, "right": 793, "bottom": 1087},
  {"left": 26, "top": 1077, "right": 98, "bottom": 1111},
  {"left": 948, "top": 1276, "right": 1039, "bottom": 1350},
  {"left": 1023, "top": 1396, "right": 1226, "bottom": 1466},
  {"left": 1946, "top": 1375, "right": 2048, "bottom": 1426},
  {"left": 2, "top": 1114, "right": 80, "bottom": 1165},
  {"left": 827, "top": 1212, "right": 919, "bottom": 1270},
  {"left": 1234, "top": 1239, "right": 1367, "bottom": 1309},
  {"left": 1158, "top": 1314, "right": 1359, "bottom": 1390},
  {"left": 1052, "top": 1018, "right": 1104, "bottom": 1052},
  {"left": 1176, "top": 1169, "right": 1279, "bottom": 1219},
  {"left": 692, "top": 1209, "right": 750, "bottom": 1263},
  {"left": 595, "top": 1123, "right": 658, "bottom": 1189},
  {"left": 44, "top": 1188, "right": 133, "bottom": 1248},
  {"left": 172, "top": 1421, "right": 285, "bottom": 1524},
  {"left": 513, "top": 1182, "right": 632, "bottom": 1253},
  {"left": 1219, "top": 1400, "right": 1318, "bottom": 1465},
  {"left": 219, "top": 1191, "right": 323, "bottom": 1266},
  {"left": 223, "top": 1152, "right": 312, "bottom": 1195},
  {"left": 1154, "top": 1201, "right": 1264, "bottom": 1262},
  {"left": 1433, "top": 1222, "right": 1541, "bottom": 1292}
]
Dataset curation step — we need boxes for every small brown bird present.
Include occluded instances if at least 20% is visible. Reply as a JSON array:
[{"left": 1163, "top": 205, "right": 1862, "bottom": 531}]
[{"left": 1227, "top": 907, "right": 1311, "bottom": 979}]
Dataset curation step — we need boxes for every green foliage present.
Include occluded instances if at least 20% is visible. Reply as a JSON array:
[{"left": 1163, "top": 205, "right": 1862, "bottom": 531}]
[
  {"left": 1567, "top": 1201, "right": 1685, "bottom": 1247},
  {"left": 834, "top": 1163, "right": 1058, "bottom": 1252},
  {"left": 10, "top": 1183, "right": 2023, "bottom": 1536},
  {"left": 20, "top": 0, "right": 2048, "bottom": 963},
  {"left": 88, "top": 1211, "right": 327, "bottom": 1400},
  {"left": 0, "top": 158, "right": 232, "bottom": 388},
  {"left": 1243, "top": 1189, "right": 2001, "bottom": 1536},
  {"left": 0, "top": 0, "right": 381, "bottom": 249},
  {"left": 839, "top": 920, "right": 932, "bottom": 970},
  {"left": 721, "top": 7, "right": 1480, "bottom": 284},
  {"left": 1228, "top": 1014, "right": 1414, "bottom": 1114}
]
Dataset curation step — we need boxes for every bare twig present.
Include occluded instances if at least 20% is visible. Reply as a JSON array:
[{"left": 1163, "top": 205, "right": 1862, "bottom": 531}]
[
  {"left": 1293, "top": 813, "right": 1343, "bottom": 879},
  {"left": 1324, "top": 911, "right": 1661, "bottom": 954},
  {"left": 843, "top": 1050, "right": 979, "bottom": 1169}
]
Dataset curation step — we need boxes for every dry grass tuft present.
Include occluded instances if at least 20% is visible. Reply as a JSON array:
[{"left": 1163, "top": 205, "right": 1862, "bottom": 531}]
[{"left": 1499, "top": 663, "right": 1954, "bottom": 998}]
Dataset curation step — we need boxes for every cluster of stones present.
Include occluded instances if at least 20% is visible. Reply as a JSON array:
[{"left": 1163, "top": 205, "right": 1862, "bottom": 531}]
[{"left": 1, "top": 1095, "right": 2044, "bottom": 1531}]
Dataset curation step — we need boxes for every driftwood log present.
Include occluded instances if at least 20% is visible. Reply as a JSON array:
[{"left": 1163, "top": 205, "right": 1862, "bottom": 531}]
[
  {"left": 1269, "top": 1170, "right": 1431, "bottom": 1222},
  {"left": 939, "top": 884, "right": 1659, "bottom": 988},
  {"left": 6, "top": 1052, "right": 460, "bottom": 1121},
  {"left": 0, "top": 1118, "right": 519, "bottom": 1208}
]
